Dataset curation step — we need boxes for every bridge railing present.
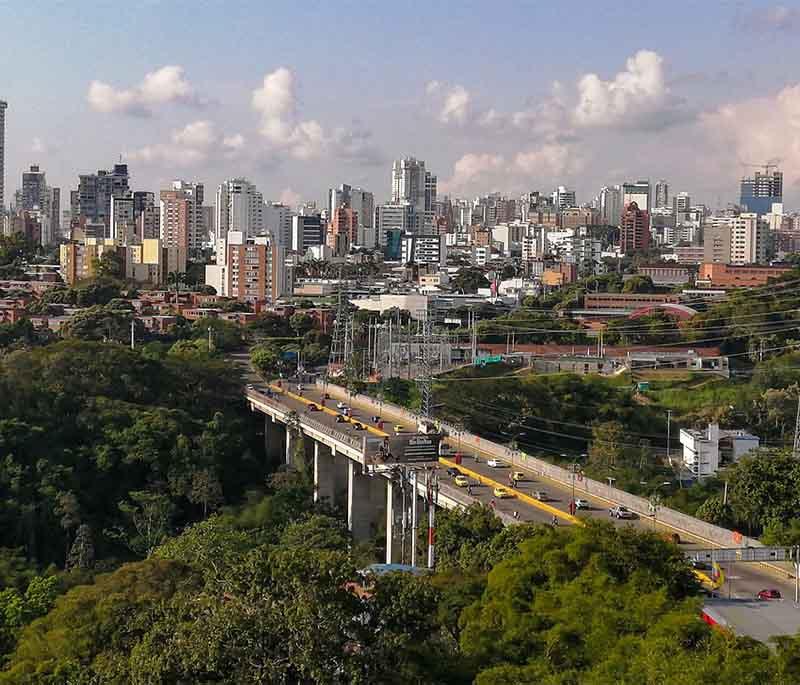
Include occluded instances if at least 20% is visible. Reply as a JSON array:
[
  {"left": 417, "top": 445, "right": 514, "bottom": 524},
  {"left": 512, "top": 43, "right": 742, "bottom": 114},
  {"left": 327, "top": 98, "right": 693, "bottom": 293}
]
[{"left": 246, "top": 388, "right": 364, "bottom": 451}]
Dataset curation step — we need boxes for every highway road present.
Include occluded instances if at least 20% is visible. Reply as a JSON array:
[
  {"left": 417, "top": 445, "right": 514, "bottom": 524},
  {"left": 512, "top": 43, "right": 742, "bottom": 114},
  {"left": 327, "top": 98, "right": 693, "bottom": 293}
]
[{"left": 229, "top": 355, "right": 798, "bottom": 609}]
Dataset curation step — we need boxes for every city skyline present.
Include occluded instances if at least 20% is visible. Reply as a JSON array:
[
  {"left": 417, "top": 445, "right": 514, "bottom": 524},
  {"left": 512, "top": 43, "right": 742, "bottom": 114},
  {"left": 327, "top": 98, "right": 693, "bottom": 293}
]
[{"left": 2, "top": 2, "right": 800, "bottom": 209}]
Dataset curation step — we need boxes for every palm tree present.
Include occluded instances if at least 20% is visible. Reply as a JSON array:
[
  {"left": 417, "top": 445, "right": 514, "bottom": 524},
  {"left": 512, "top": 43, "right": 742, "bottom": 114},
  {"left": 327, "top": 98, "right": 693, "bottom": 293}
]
[{"left": 167, "top": 271, "right": 187, "bottom": 306}]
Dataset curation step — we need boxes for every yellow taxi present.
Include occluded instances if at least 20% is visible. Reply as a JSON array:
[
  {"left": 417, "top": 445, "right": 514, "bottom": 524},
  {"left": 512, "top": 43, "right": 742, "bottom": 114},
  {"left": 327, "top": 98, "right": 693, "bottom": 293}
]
[
  {"left": 454, "top": 475, "right": 470, "bottom": 487},
  {"left": 393, "top": 424, "right": 404, "bottom": 433},
  {"left": 493, "top": 486, "right": 514, "bottom": 499}
]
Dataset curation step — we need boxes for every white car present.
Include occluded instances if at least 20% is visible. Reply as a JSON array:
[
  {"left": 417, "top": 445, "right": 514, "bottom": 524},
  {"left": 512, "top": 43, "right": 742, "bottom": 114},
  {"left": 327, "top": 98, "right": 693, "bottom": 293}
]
[
  {"left": 336, "top": 401, "right": 348, "bottom": 410},
  {"left": 574, "top": 498, "right": 589, "bottom": 510},
  {"left": 609, "top": 505, "right": 636, "bottom": 520},
  {"left": 487, "top": 459, "right": 504, "bottom": 468}
]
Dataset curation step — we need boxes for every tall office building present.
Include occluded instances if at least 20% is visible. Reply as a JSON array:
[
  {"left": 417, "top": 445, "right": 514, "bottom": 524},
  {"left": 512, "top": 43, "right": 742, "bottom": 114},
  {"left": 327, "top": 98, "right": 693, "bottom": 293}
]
[
  {"left": 216, "top": 178, "right": 264, "bottom": 238},
  {"left": 740, "top": 169, "right": 782, "bottom": 215},
  {"left": 424, "top": 171, "right": 437, "bottom": 230},
  {"left": 0, "top": 101, "right": 6, "bottom": 211},
  {"left": 160, "top": 180, "right": 205, "bottom": 254},
  {"left": 376, "top": 203, "right": 412, "bottom": 247},
  {"left": 622, "top": 180, "right": 651, "bottom": 213},
  {"left": 328, "top": 183, "right": 351, "bottom": 218},
  {"left": 552, "top": 185, "right": 576, "bottom": 210},
  {"left": 619, "top": 202, "right": 650, "bottom": 254},
  {"left": 291, "top": 214, "right": 324, "bottom": 252},
  {"left": 109, "top": 193, "right": 135, "bottom": 241},
  {"left": 654, "top": 179, "right": 669, "bottom": 209}
]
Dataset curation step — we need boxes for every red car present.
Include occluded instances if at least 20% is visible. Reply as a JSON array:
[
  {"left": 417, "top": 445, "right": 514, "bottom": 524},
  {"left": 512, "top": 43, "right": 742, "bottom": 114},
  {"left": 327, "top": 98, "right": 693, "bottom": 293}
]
[{"left": 757, "top": 589, "right": 782, "bottom": 600}]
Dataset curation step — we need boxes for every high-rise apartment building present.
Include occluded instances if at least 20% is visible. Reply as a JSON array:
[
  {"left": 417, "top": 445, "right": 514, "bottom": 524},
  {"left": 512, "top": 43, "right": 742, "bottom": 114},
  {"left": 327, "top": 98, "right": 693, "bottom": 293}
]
[
  {"left": 160, "top": 180, "right": 205, "bottom": 254},
  {"left": 0, "top": 101, "right": 6, "bottom": 211},
  {"left": 654, "top": 180, "right": 669, "bottom": 209},
  {"left": 740, "top": 169, "right": 782, "bottom": 215},
  {"left": 133, "top": 191, "right": 159, "bottom": 240},
  {"left": 596, "top": 185, "right": 622, "bottom": 226},
  {"left": 216, "top": 178, "right": 264, "bottom": 238},
  {"left": 329, "top": 183, "right": 375, "bottom": 246},
  {"left": 552, "top": 186, "right": 576, "bottom": 210},
  {"left": 74, "top": 164, "right": 130, "bottom": 227},
  {"left": 327, "top": 206, "right": 358, "bottom": 255},
  {"left": 226, "top": 233, "right": 288, "bottom": 303},
  {"left": 703, "top": 214, "right": 766, "bottom": 265},
  {"left": 263, "top": 202, "right": 293, "bottom": 247},
  {"left": 392, "top": 157, "right": 434, "bottom": 230},
  {"left": 622, "top": 181, "right": 651, "bottom": 213},
  {"left": 21, "top": 165, "right": 48, "bottom": 211},
  {"left": 673, "top": 192, "right": 691, "bottom": 214},
  {"left": 109, "top": 193, "right": 135, "bottom": 242},
  {"left": 619, "top": 202, "right": 650, "bottom": 253}
]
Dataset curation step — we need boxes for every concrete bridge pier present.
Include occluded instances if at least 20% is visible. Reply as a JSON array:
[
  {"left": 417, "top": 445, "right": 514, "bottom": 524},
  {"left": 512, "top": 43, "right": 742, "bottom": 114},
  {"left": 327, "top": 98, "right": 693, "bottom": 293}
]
[
  {"left": 385, "top": 478, "right": 403, "bottom": 564},
  {"left": 264, "top": 415, "right": 286, "bottom": 464},
  {"left": 314, "top": 441, "right": 336, "bottom": 504}
]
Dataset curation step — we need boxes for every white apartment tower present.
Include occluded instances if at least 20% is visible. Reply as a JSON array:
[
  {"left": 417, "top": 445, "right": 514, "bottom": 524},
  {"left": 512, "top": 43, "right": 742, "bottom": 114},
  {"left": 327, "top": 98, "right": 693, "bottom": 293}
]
[
  {"left": 216, "top": 178, "right": 265, "bottom": 238},
  {"left": 392, "top": 157, "right": 435, "bottom": 230},
  {"left": 552, "top": 186, "right": 576, "bottom": 210}
]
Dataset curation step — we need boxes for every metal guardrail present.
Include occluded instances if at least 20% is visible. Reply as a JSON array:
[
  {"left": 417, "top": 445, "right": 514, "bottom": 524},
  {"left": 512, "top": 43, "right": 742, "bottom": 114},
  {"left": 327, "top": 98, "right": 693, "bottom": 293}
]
[{"left": 246, "top": 388, "right": 364, "bottom": 450}]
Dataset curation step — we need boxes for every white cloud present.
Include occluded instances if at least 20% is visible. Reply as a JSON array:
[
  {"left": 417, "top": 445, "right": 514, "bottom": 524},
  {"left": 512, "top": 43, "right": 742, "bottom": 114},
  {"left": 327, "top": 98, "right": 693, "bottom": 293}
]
[
  {"left": 252, "top": 67, "right": 325, "bottom": 158},
  {"left": 129, "top": 119, "right": 241, "bottom": 166},
  {"left": 172, "top": 120, "right": 216, "bottom": 148},
  {"left": 31, "top": 137, "right": 48, "bottom": 154},
  {"left": 222, "top": 133, "right": 245, "bottom": 150},
  {"left": 701, "top": 83, "right": 800, "bottom": 187},
  {"left": 514, "top": 142, "right": 584, "bottom": 177},
  {"left": 440, "top": 85, "right": 471, "bottom": 124},
  {"left": 279, "top": 188, "right": 301, "bottom": 207},
  {"left": 252, "top": 67, "right": 381, "bottom": 163},
  {"left": 440, "top": 153, "right": 505, "bottom": 194},
  {"left": 736, "top": 4, "right": 800, "bottom": 32},
  {"left": 87, "top": 65, "right": 200, "bottom": 116},
  {"left": 425, "top": 81, "right": 472, "bottom": 125},
  {"left": 573, "top": 50, "right": 674, "bottom": 128}
]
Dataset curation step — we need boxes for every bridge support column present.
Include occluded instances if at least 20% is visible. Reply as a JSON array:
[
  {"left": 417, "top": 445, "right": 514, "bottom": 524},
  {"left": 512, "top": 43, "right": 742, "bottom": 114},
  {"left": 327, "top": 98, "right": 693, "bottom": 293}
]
[
  {"left": 385, "top": 478, "right": 402, "bottom": 564},
  {"left": 314, "top": 442, "right": 335, "bottom": 504},
  {"left": 332, "top": 448, "right": 349, "bottom": 508},
  {"left": 285, "top": 426, "right": 293, "bottom": 466},
  {"left": 347, "top": 461, "right": 373, "bottom": 542},
  {"left": 264, "top": 415, "right": 284, "bottom": 463}
]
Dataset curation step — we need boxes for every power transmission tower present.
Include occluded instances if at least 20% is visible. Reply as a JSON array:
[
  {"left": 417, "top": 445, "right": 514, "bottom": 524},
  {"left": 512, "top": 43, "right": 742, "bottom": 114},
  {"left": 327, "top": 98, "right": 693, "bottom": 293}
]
[
  {"left": 793, "top": 395, "right": 800, "bottom": 458},
  {"left": 417, "top": 308, "right": 434, "bottom": 419},
  {"left": 328, "top": 276, "right": 349, "bottom": 375}
]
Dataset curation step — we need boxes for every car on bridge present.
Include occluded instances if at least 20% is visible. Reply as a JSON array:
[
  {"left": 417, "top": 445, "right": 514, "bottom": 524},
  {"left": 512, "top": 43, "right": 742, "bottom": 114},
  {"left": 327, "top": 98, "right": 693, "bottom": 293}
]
[
  {"left": 512, "top": 470, "right": 525, "bottom": 482},
  {"left": 454, "top": 475, "right": 470, "bottom": 487},
  {"left": 336, "top": 401, "right": 348, "bottom": 410},
  {"left": 493, "top": 486, "right": 513, "bottom": 499},
  {"left": 757, "top": 589, "right": 782, "bottom": 600},
  {"left": 393, "top": 424, "right": 404, "bottom": 433},
  {"left": 533, "top": 490, "right": 549, "bottom": 501},
  {"left": 609, "top": 505, "right": 636, "bottom": 519},
  {"left": 487, "top": 459, "right": 505, "bottom": 468},
  {"left": 574, "top": 498, "right": 589, "bottom": 510},
  {"left": 446, "top": 467, "right": 460, "bottom": 477}
]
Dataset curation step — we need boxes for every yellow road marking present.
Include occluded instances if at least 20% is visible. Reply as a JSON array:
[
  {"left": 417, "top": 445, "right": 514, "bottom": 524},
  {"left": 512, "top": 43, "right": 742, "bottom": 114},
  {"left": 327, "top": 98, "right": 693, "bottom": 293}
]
[
  {"left": 439, "top": 457, "right": 581, "bottom": 525},
  {"left": 269, "top": 384, "right": 389, "bottom": 438}
]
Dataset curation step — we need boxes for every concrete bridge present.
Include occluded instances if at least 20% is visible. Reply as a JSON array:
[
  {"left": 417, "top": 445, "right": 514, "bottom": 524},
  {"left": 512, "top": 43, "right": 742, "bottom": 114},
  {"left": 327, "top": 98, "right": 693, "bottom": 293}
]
[{"left": 246, "top": 384, "right": 476, "bottom": 565}]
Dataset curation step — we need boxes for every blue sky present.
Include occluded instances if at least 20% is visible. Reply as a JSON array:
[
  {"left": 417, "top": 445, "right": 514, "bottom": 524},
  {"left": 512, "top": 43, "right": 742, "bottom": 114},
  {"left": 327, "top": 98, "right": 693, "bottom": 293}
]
[{"left": 2, "top": 1, "right": 800, "bottom": 209}]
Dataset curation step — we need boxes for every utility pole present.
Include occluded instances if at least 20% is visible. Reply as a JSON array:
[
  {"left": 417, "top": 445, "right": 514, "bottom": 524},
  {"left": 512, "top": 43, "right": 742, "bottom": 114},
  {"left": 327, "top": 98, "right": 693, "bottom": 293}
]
[
  {"left": 793, "top": 396, "right": 800, "bottom": 458},
  {"left": 207, "top": 326, "right": 213, "bottom": 353},
  {"left": 666, "top": 409, "right": 672, "bottom": 461},
  {"left": 426, "top": 470, "right": 438, "bottom": 569},
  {"left": 130, "top": 319, "right": 135, "bottom": 350},
  {"left": 410, "top": 469, "right": 418, "bottom": 567}
]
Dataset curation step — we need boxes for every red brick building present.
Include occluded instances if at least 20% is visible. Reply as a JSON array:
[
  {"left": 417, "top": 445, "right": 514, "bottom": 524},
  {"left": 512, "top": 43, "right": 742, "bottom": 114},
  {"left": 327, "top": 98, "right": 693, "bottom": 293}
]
[{"left": 619, "top": 202, "right": 650, "bottom": 254}]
